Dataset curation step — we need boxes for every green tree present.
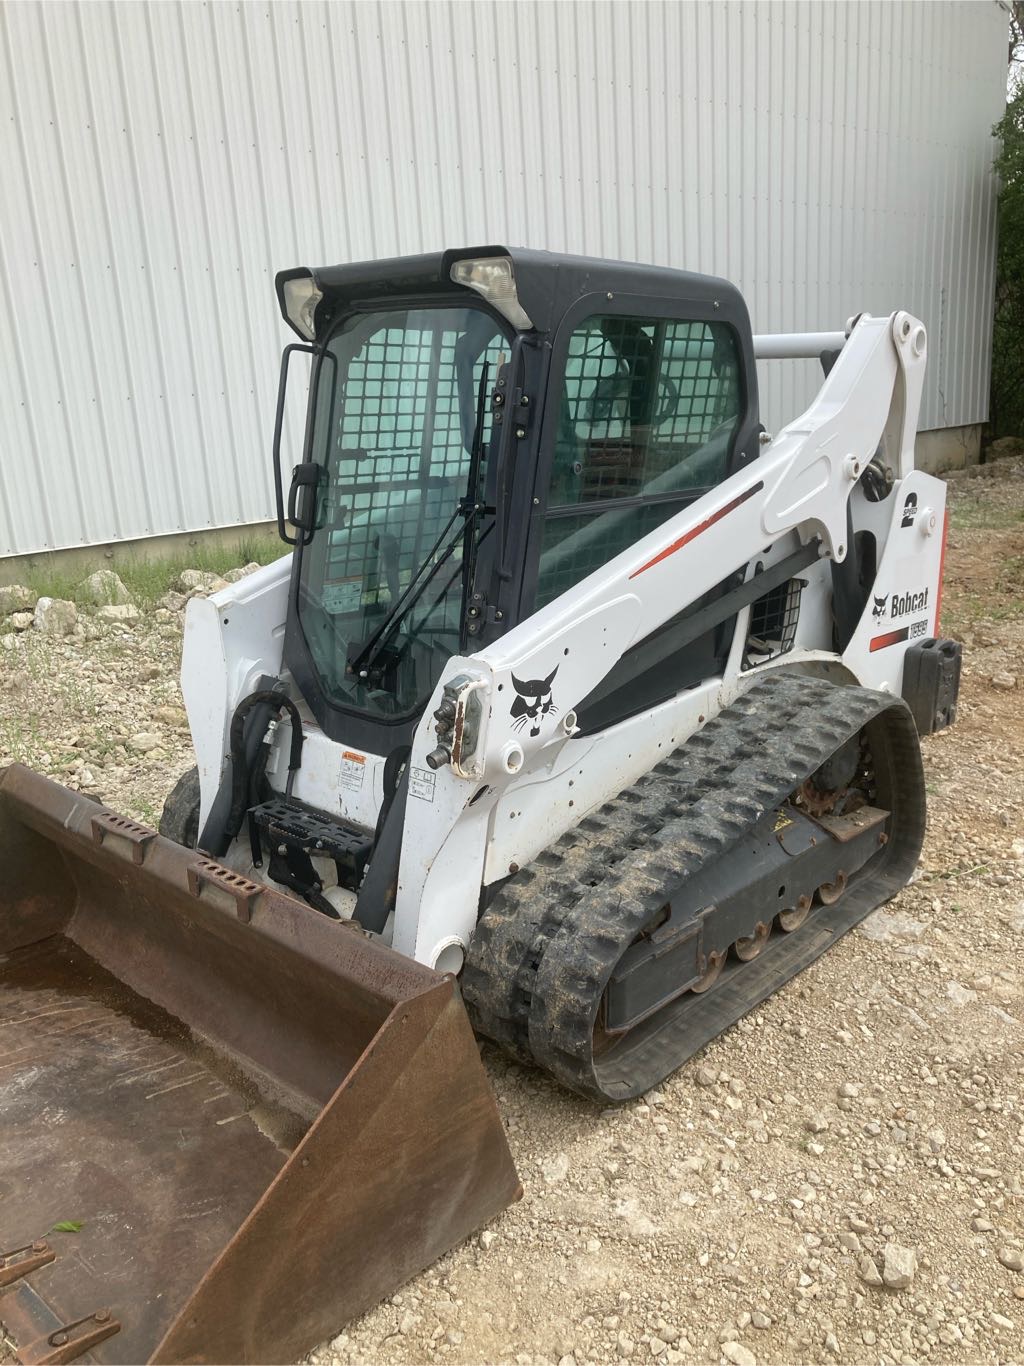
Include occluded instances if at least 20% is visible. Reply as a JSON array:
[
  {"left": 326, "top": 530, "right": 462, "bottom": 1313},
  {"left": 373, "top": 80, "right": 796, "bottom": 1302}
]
[{"left": 991, "top": 3, "right": 1024, "bottom": 437}]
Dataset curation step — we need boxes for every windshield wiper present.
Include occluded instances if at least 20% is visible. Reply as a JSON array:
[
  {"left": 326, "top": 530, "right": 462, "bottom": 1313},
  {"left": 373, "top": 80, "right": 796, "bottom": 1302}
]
[
  {"left": 348, "top": 363, "right": 493, "bottom": 682},
  {"left": 347, "top": 509, "right": 463, "bottom": 683}
]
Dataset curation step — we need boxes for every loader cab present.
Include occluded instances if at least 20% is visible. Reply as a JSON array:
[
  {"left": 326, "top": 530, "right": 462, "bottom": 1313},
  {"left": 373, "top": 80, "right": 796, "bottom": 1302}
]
[{"left": 275, "top": 249, "right": 760, "bottom": 751}]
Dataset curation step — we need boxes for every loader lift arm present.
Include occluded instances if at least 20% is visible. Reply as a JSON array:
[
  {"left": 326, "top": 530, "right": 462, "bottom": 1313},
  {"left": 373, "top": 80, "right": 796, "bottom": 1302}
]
[{"left": 395, "top": 309, "right": 935, "bottom": 967}]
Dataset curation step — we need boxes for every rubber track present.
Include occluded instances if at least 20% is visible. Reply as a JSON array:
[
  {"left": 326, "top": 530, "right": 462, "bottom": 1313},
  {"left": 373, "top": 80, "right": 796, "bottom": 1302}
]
[{"left": 462, "top": 674, "right": 926, "bottom": 1102}]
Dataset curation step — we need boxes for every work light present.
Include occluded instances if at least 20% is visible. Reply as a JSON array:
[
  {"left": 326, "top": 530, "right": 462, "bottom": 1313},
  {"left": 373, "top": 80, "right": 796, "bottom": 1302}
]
[
  {"left": 450, "top": 256, "right": 533, "bottom": 330},
  {"left": 281, "top": 274, "right": 323, "bottom": 341}
]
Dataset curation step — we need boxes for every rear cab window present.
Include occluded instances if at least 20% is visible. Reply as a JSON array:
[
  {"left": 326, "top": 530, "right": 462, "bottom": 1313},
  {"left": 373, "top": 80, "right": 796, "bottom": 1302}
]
[{"left": 535, "top": 315, "right": 743, "bottom": 607}]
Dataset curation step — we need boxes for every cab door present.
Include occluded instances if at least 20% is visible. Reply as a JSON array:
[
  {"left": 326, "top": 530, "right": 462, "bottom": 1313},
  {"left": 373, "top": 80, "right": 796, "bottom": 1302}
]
[{"left": 520, "top": 298, "right": 760, "bottom": 732}]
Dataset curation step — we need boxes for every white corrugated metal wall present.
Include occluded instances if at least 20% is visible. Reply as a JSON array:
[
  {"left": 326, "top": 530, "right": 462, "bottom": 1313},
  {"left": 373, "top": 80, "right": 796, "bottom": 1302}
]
[{"left": 0, "top": 0, "right": 1008, "bottom": 558}]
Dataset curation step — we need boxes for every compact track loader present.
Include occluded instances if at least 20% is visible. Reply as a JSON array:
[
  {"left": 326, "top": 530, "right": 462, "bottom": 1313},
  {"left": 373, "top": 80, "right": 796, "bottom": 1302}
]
[{"left": 1, "top": 248, "right": 960, "bottom": 1363}]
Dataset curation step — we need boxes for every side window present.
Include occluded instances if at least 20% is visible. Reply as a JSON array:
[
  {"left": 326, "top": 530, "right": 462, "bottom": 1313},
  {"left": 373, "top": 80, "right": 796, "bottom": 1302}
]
[{"left": 537, "top": 315, "right": 742, "bottom": 607}]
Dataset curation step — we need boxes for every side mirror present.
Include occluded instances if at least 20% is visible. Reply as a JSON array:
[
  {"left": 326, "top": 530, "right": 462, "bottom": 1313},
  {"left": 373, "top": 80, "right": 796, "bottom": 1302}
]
[
  {"left": 272, "top": 342, "right": 335, "bottom": 547},
  {"left": 287, "top": 463, "right": 324, "bottom": 542}
]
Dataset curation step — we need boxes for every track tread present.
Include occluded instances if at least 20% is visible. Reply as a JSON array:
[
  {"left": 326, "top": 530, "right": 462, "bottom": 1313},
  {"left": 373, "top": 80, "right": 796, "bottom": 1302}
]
[{"left": 462, "top": 674, "right": 925, "bottom": 1101}]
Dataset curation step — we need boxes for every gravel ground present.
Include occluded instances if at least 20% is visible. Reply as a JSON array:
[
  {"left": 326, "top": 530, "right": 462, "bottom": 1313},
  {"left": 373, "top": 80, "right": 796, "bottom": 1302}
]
[{"left": 1, "top": 460, "right": 1022, "bottom": 1366}]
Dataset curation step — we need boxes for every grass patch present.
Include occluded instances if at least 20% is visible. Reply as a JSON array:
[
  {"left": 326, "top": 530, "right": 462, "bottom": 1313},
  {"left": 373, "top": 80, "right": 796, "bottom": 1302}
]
[
  {"left": 947, "top": 497, "right": 1024, "bottom": 533},
  {"left": 997, "top": 554, "right": 1024, "bottom": 594},
  {"left": 23, "top": 534, "right": 285, "bottom": 609}
]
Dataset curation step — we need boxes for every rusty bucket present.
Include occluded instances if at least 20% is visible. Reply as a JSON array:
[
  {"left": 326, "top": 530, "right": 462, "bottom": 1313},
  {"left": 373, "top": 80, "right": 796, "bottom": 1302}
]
[{"left": 0, "top": 764, "right": 520, "bottom": 1364}]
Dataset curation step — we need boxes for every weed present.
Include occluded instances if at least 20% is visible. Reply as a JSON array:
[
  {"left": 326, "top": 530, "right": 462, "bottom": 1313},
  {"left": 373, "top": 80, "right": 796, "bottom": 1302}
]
[
  {"left": 23, "top": 535, "right": 284, "bottom": 610},
  {"left": 947, "top": 498, "right": 1024, "bottom": 533}
]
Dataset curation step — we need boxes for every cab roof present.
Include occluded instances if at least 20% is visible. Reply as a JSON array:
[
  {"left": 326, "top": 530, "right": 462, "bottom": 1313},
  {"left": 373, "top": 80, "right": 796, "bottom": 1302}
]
[{"left": 276, "top": 246, "right": 747, "bottom": 342}]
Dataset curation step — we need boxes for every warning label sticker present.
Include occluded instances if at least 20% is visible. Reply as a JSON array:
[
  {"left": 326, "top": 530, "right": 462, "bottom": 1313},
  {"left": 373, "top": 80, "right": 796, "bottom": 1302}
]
[
  {"left": 339, "top": 750, "right": 366, "bottom": 792},
  {"left": 409, "top": 767, "right": 436, "bottom": 803},
  {"left": 323, "top": 577, "right": 363, "bottom": 615}
]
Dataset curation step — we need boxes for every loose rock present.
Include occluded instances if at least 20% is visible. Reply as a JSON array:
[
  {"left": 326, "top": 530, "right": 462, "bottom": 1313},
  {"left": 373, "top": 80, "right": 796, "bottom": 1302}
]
[
  {"left": 77, "top": 569, "right": 132, "bottom": 606},
  {"left": 998, "top": 1247, "right": 1024, "bottom": 1273},
  {"left": 722, "top": 1343, "right": 756, "bottom": 1366},
  {"left": 129, "top": 732, "right": 162, "bottom": 754},
  {"left": 33, "top": 597, "right": 77, "bottom": 635},
  {"left": 881, "top": 1243, "right": 917, "bottom": 1290},
  {"left": 223, "top": 562, "right": 263, "bottom": 583},
  {"left": 97, "top": 603, "right": 141, "bottom": 623},
  {"left": 0, "top": 584, "right": 37, "bottom": 615},
  {"left": 859, "top": 1256, "right": 883, "bottom": 1287},
  {"left": 175, "top": 569, "right": 229, "bottom": 595}
]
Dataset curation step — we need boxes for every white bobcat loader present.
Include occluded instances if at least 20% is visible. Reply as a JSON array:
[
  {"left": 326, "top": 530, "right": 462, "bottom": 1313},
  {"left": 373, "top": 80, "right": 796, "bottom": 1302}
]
[{"left": 0, "top": 248, "right": 960, "bottom": 1363}]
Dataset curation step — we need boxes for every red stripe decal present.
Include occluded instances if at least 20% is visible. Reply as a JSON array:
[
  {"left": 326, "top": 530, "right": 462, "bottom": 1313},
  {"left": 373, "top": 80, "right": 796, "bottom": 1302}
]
[
  {"left": 628, "top": 481, "right": 764, "bottom": 580},
  {"left": 933, "top": 506, "right": 949, "bottom": 637},
  {"left": 869, "top": 626, "right": 909, "bottom": 653}
]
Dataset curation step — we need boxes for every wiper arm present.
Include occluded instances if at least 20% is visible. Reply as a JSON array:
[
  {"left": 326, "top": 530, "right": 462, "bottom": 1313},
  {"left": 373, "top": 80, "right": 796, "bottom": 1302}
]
[
  {"left": 351, "top": 362, "right": 494, "bottom": 680},
  {"left": 348, "top": 507, "right": 464, "bottom": 681}
]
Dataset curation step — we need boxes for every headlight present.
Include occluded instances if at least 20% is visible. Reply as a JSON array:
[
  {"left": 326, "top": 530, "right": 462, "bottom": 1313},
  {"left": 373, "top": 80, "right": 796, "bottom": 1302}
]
[
  {"left": 281, "top": 275, "right": 323, "bottom": 341},
  {"left": 450, "top": 256, "right": 533, "bottom": 330}
]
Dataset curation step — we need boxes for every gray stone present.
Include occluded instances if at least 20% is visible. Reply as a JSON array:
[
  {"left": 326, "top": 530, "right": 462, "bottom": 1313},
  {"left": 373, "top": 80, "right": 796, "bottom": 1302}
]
[
  {"left": 857, "top": 910, "right": 926, "bottom": 942},
  {"left": 9, "top": 611, "right": 33, "bottom": 631},
  {"left": 175, "top": 569, "right": 229, "bottom": 595},
  {"left": 0, "top": 584, "right": 37, "bottom": 615},
  {"left": 992, "top": 672, "right": 1018, "bottom": 691},
  {"left": 541, "top": 1151, "right": 570, "bottom": 1184},
  {"left": 77, "top": 569, "right": 131, "bottom": 606},
  {"left": 223, "top": 562, "right": 262, "bottom": 583},
  {"left": 998, "top": 1247, "right": 1024, "bottom": 1273},
  {"left": 129, "top": 732, "right": 162, "bottom": 754},
  {"left": 751, "top": 1313, "right": 771, "bottom": 1331},
  {"left": 882, "top": 1243, "right": 917, "bottom": 1289},
  {"left": 33, "top": 597, "right": 77, "bottom": 635},
  {"left": 859, "top": 1256, "right": 883, "bottom": 1287},
  {"left": 946, "top": 981, "right": 977, "bottom": 1006},
  {"left": 478, "top": 1229, "right": 496, "bottom": 1250},
  {"left": 152, "top": 705, "right": 187, "bottom": 727},
  {"left": 159, "top": 590, "right": 188, "bottom": 612},
  {"left": 97, "top": 603, "right": 141, "bottom": 623},
  {"left": 722, "top": 1343, "right": 756, "bottom": 1366}
]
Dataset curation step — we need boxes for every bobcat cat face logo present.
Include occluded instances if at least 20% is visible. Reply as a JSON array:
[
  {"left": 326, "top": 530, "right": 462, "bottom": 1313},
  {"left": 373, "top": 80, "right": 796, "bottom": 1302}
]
[
  {"left": 510, "top": 667, "right": 559, "bottom": 737},
  {"left": 873, "top": 594, "right": 888, "bottom": 620}
]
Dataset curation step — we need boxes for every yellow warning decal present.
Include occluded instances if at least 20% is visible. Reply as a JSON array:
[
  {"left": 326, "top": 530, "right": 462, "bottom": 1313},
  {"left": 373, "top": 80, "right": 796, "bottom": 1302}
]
[{"left": 773, "top": 809, "right": 794, "bottom": 832}]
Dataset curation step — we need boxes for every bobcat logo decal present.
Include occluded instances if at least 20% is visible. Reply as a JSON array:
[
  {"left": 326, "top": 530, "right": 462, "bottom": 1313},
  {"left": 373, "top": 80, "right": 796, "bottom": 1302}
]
[
  {"left": 872, "top": 594, "right": 888, "bottom": 621},
  {"left": 510, "top": 667, "right": 559, "bottom": 737}
]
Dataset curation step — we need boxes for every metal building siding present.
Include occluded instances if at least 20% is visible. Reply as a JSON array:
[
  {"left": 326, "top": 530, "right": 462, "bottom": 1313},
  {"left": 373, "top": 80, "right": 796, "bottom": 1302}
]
[{"left": 0, "top": 0, "right": 1008, "bottom": 558}]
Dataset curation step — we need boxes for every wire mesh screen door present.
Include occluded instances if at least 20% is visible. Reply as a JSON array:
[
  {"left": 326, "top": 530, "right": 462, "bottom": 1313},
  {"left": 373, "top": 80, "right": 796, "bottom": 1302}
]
[
  {"left": 317, "top": 309, "right": 506, "bottom": 619},
  {"left": 537, "top": 315, "right": 743, "bottom": 606}
]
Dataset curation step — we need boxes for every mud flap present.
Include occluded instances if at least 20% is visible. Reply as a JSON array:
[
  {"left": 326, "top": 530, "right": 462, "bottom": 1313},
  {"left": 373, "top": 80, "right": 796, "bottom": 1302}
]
[{"left": 0, "top": 765, "right": 520, "bottom": 1365}]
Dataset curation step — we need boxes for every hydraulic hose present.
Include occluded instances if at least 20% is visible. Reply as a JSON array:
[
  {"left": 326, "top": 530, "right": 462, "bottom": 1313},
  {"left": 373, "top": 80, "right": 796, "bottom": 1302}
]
[{"left": 223, "top": 689, "right": 305, "bottom": 846}]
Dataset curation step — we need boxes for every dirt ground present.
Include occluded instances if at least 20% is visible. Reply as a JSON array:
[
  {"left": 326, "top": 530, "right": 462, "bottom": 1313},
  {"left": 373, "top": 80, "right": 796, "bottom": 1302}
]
[{"left": 1, "top": 460, "right": 1022, "bottom": 1366}]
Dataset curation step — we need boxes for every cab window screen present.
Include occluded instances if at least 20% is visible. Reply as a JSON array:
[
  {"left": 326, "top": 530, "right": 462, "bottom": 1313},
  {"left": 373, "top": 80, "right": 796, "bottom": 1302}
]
[{"left": 537, "top": 315, "right": 742, "bottom": 607}]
